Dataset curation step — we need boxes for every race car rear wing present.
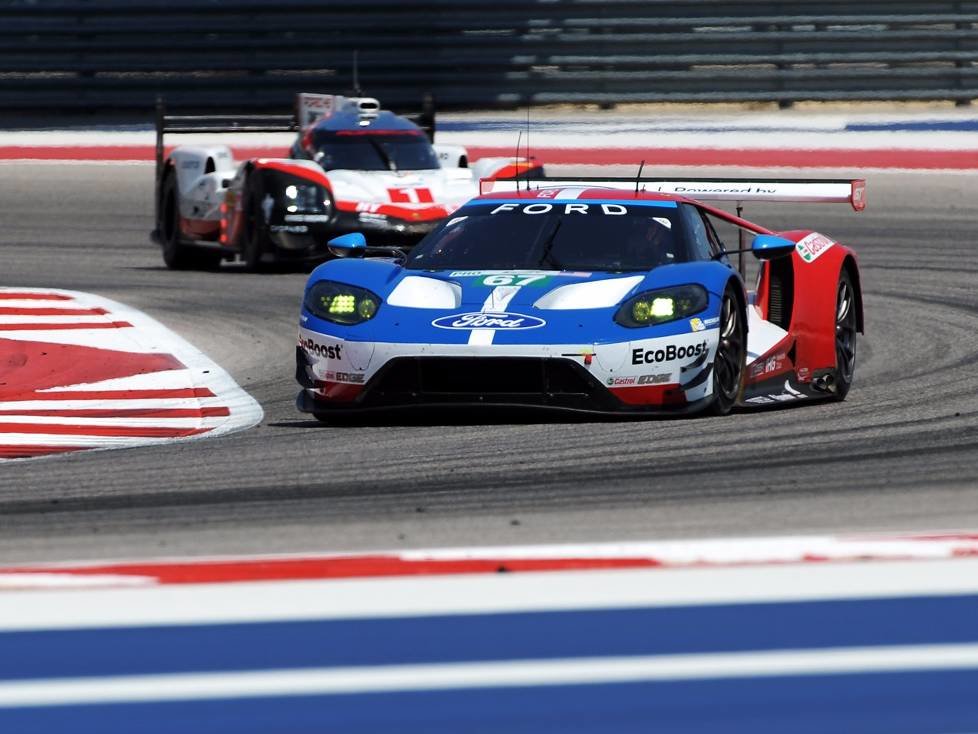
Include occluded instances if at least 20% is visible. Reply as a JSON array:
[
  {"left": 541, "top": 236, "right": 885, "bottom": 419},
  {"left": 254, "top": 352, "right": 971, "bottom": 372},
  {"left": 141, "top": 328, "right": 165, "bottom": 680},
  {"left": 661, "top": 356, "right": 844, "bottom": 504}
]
[{"left": 480, "top": 176, "right": 866, "bottom": 212}]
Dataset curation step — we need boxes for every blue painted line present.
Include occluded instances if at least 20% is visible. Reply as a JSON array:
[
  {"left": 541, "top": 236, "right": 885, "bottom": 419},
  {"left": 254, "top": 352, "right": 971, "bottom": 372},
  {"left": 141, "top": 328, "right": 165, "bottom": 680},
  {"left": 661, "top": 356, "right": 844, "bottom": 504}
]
[
  {"left": 1, "top": 595, "right": 977, "bottom": 681},
  {"left": 2, "top": 670, "right": 978, "bottom": 734},
  {"left": 846, "top": 120, "right": 978, "bottom": 132}
]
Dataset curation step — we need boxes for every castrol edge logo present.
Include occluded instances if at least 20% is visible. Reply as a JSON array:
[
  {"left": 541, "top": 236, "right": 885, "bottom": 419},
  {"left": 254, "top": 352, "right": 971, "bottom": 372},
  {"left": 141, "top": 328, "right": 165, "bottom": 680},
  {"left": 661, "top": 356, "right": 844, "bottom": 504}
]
[{"left": 431, "top": 312, "right": 546, "bottom": 330}]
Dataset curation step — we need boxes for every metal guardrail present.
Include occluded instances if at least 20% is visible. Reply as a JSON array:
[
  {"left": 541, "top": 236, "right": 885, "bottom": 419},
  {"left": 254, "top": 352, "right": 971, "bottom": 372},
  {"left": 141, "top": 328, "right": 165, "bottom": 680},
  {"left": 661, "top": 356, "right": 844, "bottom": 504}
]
[{"left": 2, "top": 0, "right": 977, "bottom": 119}]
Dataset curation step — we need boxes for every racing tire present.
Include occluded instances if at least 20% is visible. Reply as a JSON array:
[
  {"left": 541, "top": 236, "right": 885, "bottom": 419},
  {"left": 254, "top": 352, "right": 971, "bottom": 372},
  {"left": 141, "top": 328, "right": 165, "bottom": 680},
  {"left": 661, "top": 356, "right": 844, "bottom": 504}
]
[
  {"left": 242, "top": 183, "right": 273, "bottom": 272},
  {"left": 832, "top": 269, "right": 858, "bottom": 401},
  {"left": 160, "top": 173, "right": 221, "bottom": 271},
  {"left": 709, "top": 287, "right": 746, "bottom": 416}
]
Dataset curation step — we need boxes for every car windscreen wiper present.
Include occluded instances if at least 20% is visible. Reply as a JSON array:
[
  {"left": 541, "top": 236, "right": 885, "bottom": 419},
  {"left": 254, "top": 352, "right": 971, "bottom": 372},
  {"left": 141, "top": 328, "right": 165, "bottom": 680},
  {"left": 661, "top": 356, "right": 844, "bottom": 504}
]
[
  {"left": 537, "top": 218, "right": 564, "bottom": 270},
  {"left": 365, "top": 137, "right": 398, "bottom": 173}
]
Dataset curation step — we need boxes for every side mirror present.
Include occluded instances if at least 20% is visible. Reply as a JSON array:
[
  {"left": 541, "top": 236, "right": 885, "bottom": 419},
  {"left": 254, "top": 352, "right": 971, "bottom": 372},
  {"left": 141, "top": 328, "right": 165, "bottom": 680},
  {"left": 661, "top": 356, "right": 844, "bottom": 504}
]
[
  {"left": 327, "top": 232, "right": 367, "bottom": 258},
  {"left": 751, "top": 234, "right": 796, "bottom": 260}
]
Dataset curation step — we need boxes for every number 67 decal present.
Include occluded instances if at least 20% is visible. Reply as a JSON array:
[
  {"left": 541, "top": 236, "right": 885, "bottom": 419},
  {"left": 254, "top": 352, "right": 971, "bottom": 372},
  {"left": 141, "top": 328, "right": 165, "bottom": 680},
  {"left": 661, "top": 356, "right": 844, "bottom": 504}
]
[{"left": 481, "top": 274, "right": 550, "bottom": 286}]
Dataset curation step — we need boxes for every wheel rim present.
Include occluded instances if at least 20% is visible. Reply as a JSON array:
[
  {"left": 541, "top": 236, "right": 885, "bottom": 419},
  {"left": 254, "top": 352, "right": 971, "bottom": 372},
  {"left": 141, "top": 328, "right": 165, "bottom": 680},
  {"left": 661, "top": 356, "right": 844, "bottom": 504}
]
[
  {"left": 835, "top": 278, "right": 857, "bottom": 383},
  {"left": 714, "top": 294, "right": 744, "bottom": 400}
]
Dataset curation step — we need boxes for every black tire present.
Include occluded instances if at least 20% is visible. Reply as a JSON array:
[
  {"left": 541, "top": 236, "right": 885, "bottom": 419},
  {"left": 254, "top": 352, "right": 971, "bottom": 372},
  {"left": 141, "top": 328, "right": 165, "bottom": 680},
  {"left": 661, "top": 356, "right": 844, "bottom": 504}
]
[
  {"left": 160, "top": 173, "right": 221, "bottom": 271},
  {"left": 709, "top": 287, "right": 746, "bottom": 416},
  {"left": 832, "top": 269, "right": 858, "bottom": 401},
  {"left": 242, "top": 184, "right": 273, "bottom": 272}
]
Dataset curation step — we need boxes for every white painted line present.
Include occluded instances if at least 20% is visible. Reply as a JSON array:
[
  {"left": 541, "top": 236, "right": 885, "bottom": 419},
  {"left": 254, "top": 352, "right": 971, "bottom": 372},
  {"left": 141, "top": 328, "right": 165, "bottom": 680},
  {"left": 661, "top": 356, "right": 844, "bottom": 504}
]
[
  {"left": 2, "top": 558, "right": 978, "bottom": 631},
  {"left": 2, "top": 643, "right": 977, "bottom": 707},
  {"left": 0, "top": 399, "right": 224, "bottom": 411}
]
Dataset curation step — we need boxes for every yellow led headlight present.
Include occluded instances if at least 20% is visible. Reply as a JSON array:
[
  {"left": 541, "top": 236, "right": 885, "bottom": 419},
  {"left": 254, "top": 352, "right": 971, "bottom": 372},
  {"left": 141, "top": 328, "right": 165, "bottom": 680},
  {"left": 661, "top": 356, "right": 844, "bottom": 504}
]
[
  {"left": 304, "top": 280, "right": 381, "bottom": 325},
  {"left": 616, "top": 285, "right": 708, "bottom": 328}
]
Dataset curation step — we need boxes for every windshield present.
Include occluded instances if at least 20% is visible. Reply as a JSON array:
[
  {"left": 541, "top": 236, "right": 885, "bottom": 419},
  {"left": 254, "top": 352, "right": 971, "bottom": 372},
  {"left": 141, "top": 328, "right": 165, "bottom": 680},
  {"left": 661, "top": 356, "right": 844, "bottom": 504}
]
[
  {"left": 310, "top": 130, "right": 439, "bottom": 171},
  {"left": 406, "top": 200, "right": 687, "bottom": 272}
]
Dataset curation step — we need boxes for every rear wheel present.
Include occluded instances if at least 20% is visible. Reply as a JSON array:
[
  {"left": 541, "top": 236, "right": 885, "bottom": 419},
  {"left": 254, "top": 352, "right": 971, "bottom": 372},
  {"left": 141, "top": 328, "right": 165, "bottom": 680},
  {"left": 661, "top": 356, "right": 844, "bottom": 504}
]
[
  {"left": 160, "top": 173, "right": 221, "bottom": 270},
  {"left": 832, "top": 269, "right": 857, "bottom": 400},
  {"left": 709, "top": 287, "right": 746, "bottom": 416}
]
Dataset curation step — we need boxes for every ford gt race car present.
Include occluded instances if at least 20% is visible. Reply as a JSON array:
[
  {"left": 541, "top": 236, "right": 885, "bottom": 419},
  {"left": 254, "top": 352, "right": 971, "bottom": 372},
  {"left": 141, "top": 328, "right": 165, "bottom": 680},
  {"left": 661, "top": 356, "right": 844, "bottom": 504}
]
[
  {"left": 151, "top": 94, "right": 542, "bottom": 270},
  {"left": 295, "top": 177, "right": 865, "bottom": 418}
]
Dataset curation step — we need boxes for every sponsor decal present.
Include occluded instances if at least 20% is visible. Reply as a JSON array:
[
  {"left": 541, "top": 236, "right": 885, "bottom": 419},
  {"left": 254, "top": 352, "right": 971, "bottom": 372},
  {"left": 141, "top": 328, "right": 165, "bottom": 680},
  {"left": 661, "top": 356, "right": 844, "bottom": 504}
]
[
  {"left": 180, "top": 159, "right": 200, "bottom": 170},
  {"left": 271, "top": 224, "right": 309, "bottom": 233},
  {"left": 489, "top": 203, "right": 628, "bottom": 216},
  {"left": 300, "top": 337, "right": 343, "bottom": 360},
  {"left": 689, "top": 317, "right": 705, "bottom": 332},
  {"left": 750, "top": 352, "right": 787, "bottom": 379},
  {"left": 796, "top": 232, "right": 835, "bottom": 263},
  {"left": 658, "top": 184, "right": 777, "bottom": 195},
  {"left": 638, "top": 373, "right": 671, "bottom": 385},
  {"left": 704, "top": 316, "right": 720, "bottom": 326},
  {"left": 323, "top": 370, "right": 364, "bottom": 383},
  {"left": 284, "top": 214, "right": 331, "bottom": 223},
  {"left": 431, "top": 312, "right": 546, "bottom": 330},
  {"left": 607, "top": 376, "right": 637, "bottom": 386},
  {"left": 335, "top": 371, "right": 365, "bottom": 384},
  {"left": 631, "top": 340, "right": 708, "bottom": 365},
  {"left": 798, "top": 367, "right": 812, "bottom": 383}
]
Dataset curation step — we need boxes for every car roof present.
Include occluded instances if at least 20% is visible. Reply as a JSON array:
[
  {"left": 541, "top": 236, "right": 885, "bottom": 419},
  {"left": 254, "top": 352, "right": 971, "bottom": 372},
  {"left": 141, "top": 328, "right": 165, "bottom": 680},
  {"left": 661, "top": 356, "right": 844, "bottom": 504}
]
[
  {"left": 311, "top": 108, "right": 421, "bottom": 135},
  {"left": 472, "top": 186, "right": 691, "bottom": 205}
]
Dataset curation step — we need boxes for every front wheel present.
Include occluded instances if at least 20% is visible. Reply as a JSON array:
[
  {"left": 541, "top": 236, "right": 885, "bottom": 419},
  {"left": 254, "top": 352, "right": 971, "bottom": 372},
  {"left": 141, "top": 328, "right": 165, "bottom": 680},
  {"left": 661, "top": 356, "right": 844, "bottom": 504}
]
[
  {"left": 832, "top": 269, "right": 858, "bottom": 400},
  {"left": 709, "top": 287, "right": 746, "bottom": 416},
  {"left": 242, "top": 185, "right": 273, "bottom": 272}
]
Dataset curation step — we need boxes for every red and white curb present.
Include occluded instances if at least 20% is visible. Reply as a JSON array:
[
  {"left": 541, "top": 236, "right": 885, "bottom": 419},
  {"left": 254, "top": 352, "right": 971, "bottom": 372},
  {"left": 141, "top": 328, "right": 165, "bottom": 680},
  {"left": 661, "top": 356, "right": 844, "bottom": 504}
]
[
  {"left": 3, "top": 531, "right": 977, "bottom": 589},
  {"left": 0, "top": 288, "right": 262, "bottom": 460}
]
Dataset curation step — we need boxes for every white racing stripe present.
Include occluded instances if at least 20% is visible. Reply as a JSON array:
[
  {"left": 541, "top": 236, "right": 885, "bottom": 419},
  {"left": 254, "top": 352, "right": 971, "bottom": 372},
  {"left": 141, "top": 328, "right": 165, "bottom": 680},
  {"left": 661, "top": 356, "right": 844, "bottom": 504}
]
[
  {"left": 1, "top": 643, "right": 977, "bottom": 707},
  {"left": 467, "top": 285, "right": 523, "bottom": 346}
]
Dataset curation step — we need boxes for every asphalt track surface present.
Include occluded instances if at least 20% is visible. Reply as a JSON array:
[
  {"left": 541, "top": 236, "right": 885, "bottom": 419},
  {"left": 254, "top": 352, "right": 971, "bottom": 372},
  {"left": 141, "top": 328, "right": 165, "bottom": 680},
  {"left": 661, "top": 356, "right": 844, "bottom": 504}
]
[{"left": 1, "top": 163, "right": 977, "bottom": 563}]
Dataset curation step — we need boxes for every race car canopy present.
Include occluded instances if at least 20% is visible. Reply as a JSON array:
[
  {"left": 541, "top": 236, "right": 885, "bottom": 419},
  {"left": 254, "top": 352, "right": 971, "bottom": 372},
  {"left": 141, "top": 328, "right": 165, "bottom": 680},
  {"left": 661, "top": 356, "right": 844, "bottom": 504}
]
[{"left": 481, "top": 177, "right": 866, "bottom": 212}]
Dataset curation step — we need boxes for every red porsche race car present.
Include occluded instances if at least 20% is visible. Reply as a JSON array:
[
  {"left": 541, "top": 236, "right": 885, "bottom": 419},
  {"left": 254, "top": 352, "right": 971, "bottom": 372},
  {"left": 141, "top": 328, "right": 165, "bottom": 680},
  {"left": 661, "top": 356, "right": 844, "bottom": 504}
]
[{"left": 151, "top": 93, "right": 542, "bottom": 270}]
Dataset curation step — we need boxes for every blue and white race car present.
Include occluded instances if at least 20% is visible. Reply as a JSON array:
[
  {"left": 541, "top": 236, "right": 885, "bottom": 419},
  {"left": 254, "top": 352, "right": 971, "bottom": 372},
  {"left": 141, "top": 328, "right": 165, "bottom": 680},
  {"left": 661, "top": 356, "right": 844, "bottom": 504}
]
[{"left": 296, "top": 176, "right": 865, "bottom": 418}]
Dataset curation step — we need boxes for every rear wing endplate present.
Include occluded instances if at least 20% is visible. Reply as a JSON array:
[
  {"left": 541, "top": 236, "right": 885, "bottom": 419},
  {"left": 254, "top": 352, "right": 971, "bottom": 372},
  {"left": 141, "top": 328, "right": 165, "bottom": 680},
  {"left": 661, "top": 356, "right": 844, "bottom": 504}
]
[{"left": 480, "top": 177, "right": 866, "bottom": 212}]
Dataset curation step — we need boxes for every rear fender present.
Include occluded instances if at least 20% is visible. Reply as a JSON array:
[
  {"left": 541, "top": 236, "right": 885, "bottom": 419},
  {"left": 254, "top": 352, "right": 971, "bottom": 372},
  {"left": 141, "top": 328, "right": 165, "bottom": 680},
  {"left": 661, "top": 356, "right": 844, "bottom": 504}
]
[
  {"left": 433, "top": 143, "right": 469, "bottom": 168},
  {"left": 774, "top": 230, "right": 860, "bottom": 376},
  {"left": 470, "top": 157, "right": 545, "bottom": 181}
]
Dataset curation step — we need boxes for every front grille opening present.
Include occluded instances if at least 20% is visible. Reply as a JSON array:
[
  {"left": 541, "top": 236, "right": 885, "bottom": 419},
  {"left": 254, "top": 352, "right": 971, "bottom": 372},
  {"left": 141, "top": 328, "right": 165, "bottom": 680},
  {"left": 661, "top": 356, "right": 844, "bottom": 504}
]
[{"left": 364, "top": 357, "right": 611, "bottom": 410}]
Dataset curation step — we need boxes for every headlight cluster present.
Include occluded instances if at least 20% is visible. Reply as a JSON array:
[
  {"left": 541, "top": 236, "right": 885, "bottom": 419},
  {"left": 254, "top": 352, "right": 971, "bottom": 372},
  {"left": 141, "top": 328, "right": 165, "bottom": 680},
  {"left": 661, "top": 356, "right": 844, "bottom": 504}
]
[
  {"left": 615, "top": 284, "right": 708, "bottom": 328},
  {"left": 304, "top": 280, "right": 380, "bottom": 325},
  {"left": 284, "top": 182, "right": 331, "bottom": 214}
]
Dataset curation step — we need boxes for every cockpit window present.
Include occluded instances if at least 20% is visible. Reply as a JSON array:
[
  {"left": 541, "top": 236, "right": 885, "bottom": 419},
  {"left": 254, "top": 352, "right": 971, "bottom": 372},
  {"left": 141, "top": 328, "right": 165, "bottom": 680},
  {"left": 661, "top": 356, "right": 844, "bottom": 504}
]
[
  {"left": 308, "top": 130, "right": 439, "bottom": 172},
  {"left": 406, "top": 201, "right": 687, "bottom": 272}
]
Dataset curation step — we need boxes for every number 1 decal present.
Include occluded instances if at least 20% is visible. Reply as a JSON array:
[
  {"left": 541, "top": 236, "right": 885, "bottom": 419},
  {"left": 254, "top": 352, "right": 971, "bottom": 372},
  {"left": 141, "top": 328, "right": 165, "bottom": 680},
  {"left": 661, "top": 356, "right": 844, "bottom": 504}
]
[{"left": 388, "top": 187, "right": 434, "bottom": 204}]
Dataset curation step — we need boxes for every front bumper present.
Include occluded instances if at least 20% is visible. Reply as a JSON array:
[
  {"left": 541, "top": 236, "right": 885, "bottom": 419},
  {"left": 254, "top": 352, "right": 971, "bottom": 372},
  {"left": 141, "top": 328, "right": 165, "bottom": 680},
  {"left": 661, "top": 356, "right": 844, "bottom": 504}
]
[{"left": 295, "top": 339, "right": 716, "bottom": 417}]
